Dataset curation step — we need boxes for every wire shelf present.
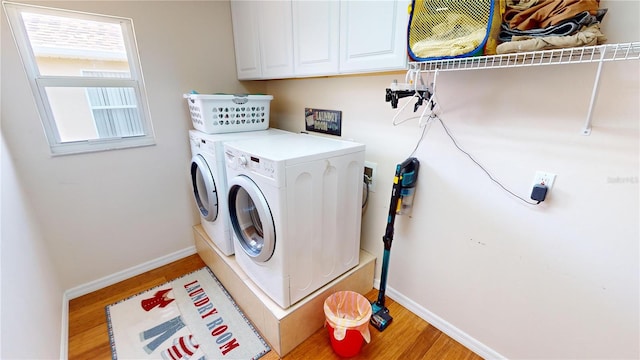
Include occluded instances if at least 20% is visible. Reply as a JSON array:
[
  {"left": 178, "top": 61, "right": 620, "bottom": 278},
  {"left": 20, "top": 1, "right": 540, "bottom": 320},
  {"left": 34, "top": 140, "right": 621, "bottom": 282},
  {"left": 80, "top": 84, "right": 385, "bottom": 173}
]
[
  {"left": 403, "top": 41, "right": 639, "bottom": 135},
  {"left": 408, "top": 42, "right": 640, "bottom": 72}
]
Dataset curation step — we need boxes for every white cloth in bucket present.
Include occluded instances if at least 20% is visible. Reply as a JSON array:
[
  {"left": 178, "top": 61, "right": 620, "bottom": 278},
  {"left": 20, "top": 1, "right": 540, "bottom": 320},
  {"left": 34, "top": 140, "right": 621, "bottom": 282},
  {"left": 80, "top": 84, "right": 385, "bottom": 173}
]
[{"left": 324, "top": 291, "right": 372, "bottom": 343}]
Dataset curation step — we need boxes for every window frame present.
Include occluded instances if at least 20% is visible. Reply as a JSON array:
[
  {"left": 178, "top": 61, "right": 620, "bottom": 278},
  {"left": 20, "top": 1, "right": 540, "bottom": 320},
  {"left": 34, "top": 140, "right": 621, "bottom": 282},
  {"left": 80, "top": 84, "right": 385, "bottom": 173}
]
[{"left": 3, "top": 1, "right": 155, "bottom": 155}]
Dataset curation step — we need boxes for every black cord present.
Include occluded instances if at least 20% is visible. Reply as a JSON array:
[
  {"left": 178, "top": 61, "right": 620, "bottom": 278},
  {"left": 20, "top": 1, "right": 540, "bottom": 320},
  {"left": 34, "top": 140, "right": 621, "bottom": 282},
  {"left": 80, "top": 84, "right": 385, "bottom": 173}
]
[
  {"left": 436, "top": 116, "right": 541, "bottom": 206},
  {"left": 362, "top": 174, "right": 370, "bottom": 209}
]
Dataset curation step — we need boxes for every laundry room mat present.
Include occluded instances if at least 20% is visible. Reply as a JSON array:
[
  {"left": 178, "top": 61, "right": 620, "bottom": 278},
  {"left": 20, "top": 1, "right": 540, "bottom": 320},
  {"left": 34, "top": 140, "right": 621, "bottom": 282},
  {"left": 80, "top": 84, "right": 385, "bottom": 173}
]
[{"left": 106, "top": 267, "right": 270, "bottom": 360}]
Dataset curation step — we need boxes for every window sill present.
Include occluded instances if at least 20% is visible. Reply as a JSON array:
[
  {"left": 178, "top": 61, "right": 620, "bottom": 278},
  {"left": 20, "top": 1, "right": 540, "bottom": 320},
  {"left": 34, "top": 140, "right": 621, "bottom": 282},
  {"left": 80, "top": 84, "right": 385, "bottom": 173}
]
[{"left": 50, "top": 136, "right": 156, "bottom": 156}]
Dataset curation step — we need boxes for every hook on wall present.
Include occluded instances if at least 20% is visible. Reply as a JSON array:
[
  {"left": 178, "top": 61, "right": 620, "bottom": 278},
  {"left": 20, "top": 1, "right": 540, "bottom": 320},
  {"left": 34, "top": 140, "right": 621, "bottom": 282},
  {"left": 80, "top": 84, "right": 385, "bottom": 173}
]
[{"left": 387, "top": 68, "right": 440, "bottom": 126}]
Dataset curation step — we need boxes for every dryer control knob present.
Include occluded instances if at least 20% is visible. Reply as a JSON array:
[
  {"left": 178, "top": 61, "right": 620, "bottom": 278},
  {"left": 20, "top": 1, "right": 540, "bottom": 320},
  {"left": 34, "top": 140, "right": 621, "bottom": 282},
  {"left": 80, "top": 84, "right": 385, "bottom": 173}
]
[{"left": 238, "top": 156, "right": 248, "bottom": 166}]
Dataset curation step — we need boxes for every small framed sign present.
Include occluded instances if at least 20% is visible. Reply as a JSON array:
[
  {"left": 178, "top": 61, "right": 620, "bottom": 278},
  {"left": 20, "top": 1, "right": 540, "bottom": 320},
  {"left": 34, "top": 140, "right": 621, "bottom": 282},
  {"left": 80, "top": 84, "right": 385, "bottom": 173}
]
[{"left": 305, "top": 108, "right": 342, "bottom": 136}]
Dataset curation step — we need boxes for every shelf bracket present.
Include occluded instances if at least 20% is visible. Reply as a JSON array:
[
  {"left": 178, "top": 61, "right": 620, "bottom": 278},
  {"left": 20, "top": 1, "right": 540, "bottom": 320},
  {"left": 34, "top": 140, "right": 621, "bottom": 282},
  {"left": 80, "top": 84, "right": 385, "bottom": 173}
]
[{"left": 581, "top": 48, "right": 607, "bottom": 136}]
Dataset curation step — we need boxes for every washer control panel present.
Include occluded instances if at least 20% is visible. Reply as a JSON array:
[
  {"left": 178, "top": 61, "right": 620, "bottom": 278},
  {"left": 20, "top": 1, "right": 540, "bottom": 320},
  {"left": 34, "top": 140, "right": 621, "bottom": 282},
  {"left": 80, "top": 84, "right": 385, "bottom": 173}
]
[{"left": 225, "top": 148, "right": 277, "bottom": 180}]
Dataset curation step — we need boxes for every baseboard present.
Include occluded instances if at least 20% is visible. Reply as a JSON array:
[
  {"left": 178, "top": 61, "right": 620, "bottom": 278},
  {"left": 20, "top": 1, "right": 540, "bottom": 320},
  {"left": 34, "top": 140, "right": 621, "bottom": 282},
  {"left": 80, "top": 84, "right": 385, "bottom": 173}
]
[
  {"left": 60, "top": 246, "right": 197, "bottom": 359},
  {"left": 373, "top": 278, "right": 505, "bottom": 360},
  {"left": 60, "top": 292, "right": 69, "bottom": 360},
  {"left": 64, "top": 246, "right": 197, "bottom": 300}
]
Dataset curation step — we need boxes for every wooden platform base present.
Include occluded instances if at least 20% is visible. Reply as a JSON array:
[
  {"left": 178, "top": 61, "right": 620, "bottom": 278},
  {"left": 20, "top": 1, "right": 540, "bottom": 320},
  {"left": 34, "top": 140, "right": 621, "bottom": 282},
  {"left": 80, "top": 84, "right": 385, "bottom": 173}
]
[{"left": 194, "top": 225, "right": 375, "bottom": 357}]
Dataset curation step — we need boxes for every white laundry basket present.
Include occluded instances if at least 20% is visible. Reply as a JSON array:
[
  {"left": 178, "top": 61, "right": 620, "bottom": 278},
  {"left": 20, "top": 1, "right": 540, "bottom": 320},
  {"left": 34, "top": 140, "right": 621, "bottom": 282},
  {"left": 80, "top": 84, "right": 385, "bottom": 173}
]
[{"left": 184, "top": 93, "right": 273, "bottom": 134}]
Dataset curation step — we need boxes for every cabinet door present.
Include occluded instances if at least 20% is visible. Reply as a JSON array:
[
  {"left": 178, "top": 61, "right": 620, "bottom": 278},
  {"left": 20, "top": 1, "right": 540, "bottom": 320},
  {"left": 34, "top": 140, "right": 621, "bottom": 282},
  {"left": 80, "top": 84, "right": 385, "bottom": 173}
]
[
  {"left": 339, "top": 0, "right": 409, "bottom": 73},
  {"left": 258, "top": 1, "right": 295, "bottom": 79},
  {"left": 230, "top": 1, "right": 262, "bottom": 80},
  {"left": 292, "top": 1, "right": 339, "bottom": 77}
]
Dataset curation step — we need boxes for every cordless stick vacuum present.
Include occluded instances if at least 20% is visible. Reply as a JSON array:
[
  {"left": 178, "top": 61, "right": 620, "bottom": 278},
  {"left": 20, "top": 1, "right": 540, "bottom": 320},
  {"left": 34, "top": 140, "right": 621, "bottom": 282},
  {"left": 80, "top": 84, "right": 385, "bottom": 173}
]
[{"left": 371, "top": 157, "right": 420, "bottom": 332}]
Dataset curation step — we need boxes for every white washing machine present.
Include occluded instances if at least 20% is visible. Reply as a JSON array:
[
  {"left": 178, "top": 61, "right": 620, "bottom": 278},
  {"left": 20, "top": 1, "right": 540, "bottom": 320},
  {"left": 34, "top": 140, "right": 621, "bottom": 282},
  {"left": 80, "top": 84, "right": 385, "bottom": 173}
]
[
  {"left": 224, "top": 133, "right": 365, "bottom": 308},
  {"left": 189, "top": 128, "right": 290, "bottom": 255}
]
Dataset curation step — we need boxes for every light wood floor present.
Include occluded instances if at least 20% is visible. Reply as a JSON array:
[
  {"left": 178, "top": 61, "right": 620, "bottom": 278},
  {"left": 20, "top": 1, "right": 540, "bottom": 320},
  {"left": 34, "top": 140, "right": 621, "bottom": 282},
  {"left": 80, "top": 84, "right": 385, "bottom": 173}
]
[{"left": 68, "top": 254, "right": 483, "bottom": 360}]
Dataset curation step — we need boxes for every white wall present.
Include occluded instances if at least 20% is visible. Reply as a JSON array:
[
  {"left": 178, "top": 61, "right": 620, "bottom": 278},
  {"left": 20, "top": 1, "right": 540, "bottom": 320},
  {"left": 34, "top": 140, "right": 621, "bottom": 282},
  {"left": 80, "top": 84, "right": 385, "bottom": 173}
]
[
  {"left": 1, "top": 132, "right": 63, "bottom": 358},
  {"left": 265, "top": 1, "right": 639, "bottom": 358},
  {"left": 2, "top": 1, "right": 637, "bottom": 358},
  {"left": 1, "top": 0, "right": 252, "bottom": 291}
]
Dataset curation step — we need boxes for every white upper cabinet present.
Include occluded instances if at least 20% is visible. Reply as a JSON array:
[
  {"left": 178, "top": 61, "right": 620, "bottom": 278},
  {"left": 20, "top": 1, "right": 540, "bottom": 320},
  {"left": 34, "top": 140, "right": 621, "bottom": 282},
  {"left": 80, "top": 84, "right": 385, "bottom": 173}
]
[
  {"left": 231, "top": 0, "right": 409, "bottom": 80},
  {"left": 292, "top": 1, "right": 340, "bottom": 77},
  {"left": 339, "top": 0, "right": 409, "bottom": 73},
  {"left": 230, "top": 1, "right": 262, "bottom": 80},
  {"left": 259, "top": 1, "right": 295, "bottom": 79},
  {"left": 231, "top": 1, "right": 294, "bottom": 80}
]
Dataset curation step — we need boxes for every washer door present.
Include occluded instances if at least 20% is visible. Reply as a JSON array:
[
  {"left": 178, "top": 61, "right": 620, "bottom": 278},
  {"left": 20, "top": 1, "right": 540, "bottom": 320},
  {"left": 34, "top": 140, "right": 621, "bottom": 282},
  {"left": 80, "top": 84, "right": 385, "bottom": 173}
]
[
  {"left": 228, "top": 175, "right": 275, "bottom": 262},
  {"left": 190, "top": 154, "right": 218, "bottom": 221}
]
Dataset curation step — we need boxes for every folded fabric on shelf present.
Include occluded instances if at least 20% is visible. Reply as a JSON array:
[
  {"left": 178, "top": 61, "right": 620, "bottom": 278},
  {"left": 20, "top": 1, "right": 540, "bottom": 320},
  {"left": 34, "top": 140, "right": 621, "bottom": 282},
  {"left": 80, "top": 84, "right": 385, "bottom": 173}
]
[
  {"left": 496, "top": 23, "right": 607, "bottom": 54},
  {"left": 505, "top": 0, "right": 539, "bottom": 11},
  {"left": 504, "top": 0, "right": 600, "bottom": 31},
  {"left": 498, "top": 9, "right": 607, "bottom": 42}
]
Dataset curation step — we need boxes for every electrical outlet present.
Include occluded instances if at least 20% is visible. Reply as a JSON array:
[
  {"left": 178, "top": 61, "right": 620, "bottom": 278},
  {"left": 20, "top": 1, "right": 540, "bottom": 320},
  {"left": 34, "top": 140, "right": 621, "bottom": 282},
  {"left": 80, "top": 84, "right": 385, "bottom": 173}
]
[
  {"left": 532, "top": 171, "right": 557, "bottom": 189},
  {"left": 364, "top": 161, "right": 377, "bottom": 193}
]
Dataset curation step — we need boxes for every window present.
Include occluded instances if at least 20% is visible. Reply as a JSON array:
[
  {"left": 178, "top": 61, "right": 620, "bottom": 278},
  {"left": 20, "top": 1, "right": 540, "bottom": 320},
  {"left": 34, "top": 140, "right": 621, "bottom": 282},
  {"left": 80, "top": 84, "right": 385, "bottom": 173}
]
[
  {"left": 82, "top": 71, "right": 144, "bottom": 138},
  {"left": 3, "top": 2, "right": 155, "bottom": 155}
]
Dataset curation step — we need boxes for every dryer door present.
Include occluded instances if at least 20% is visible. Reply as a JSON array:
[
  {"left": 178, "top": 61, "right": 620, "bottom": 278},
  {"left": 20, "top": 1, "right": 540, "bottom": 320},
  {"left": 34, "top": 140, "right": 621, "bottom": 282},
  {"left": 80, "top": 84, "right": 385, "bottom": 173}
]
[
  {"left": 190, "top": 154, "right": 218, "bottom": 221},
  {"left": 227, "top": 175, "right": 275, "bottom": 262}
]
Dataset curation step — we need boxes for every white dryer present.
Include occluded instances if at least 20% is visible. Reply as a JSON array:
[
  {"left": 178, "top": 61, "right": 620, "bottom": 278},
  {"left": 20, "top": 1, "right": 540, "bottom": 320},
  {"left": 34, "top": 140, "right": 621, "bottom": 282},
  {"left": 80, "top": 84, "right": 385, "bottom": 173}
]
[
  {"left": 224, "top": 133, "right": 365, "bottom": 308},
  {"left": 189, "top": 128, "right": 290, "bottom": 255}
]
